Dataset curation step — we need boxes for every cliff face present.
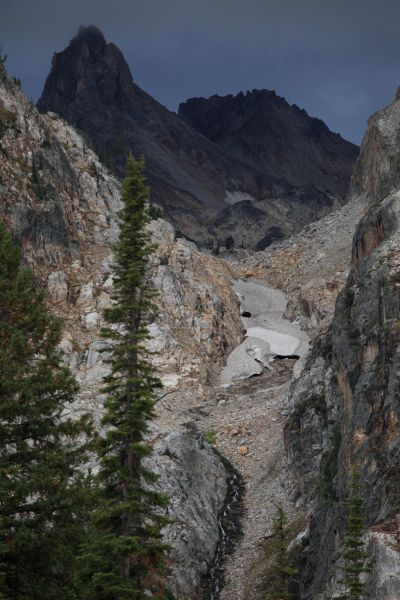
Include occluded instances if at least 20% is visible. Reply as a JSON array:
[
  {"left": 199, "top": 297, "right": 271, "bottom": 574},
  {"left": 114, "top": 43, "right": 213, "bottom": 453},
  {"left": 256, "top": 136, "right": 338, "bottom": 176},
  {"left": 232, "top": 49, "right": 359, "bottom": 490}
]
[
  {"left": 179, "top": 90, "right": 359, "bottom": 199},
  {"left": 286, "top": 91, "right": 400, "bottom": 599},
  {"left": 37, "top": 27, "right": 357, "bottom": 251},
  {"left": 0, "top": 61, "right": 246, "bottom": 598}
]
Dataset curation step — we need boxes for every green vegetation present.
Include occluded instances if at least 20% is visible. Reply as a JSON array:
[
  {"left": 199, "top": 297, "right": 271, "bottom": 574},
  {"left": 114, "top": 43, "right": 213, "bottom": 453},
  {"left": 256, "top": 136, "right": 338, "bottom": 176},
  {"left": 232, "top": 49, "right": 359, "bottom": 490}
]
[
  {"left": 31, "top": 155, "right": 51, "bottom": 201},
  {"left": 225, "top": 236, "right": 234, "bottom": 250},
  {"left": 149, "top": 204, "right": 163, "bottom": 220},
  {"left": 0, "top": 106, "right": 16, "bottom": 137},
  {"left": 342, "top": 287, "right": 355, "bottom": 310},
  {"left": 0, "top": 219, "right": 93, "bottom": 599},
  {"left": 97, "top": 134, "right": 128, "bottom": 170},
  {"left": 244, "top": 512, "right": 307, "bottom": 597},
  {"left": 348, "top": 326, "right": 361, "bottom": 347},
  {"left": 79, "top": 155, "right": 170, "bottom": 599},
  {"left": 0, "top": 156, "right": 171, "bottom": 598},
  {"left": 389, "top": 270, "right": 400, "bottom": 284},
  {"left": 317, "top": 424, "right": 341, "bottom": 504},
  {"left": 320, "top": 327, "right": 333, "bottom": 360},
  {"left": 264, "top": 506, "right": 299, "bottom": 600},
  {"left": 41, "top": 129, "right": 52, "bottom": 149},
  {"left": 204, "top": 430, "right": 217, "bottom": 445},
  {"left": 292, "top": 392, "right": 327, "bottom": 425},
  {"left": 338, "top": 468, "right": 371, "bottom": 600}
]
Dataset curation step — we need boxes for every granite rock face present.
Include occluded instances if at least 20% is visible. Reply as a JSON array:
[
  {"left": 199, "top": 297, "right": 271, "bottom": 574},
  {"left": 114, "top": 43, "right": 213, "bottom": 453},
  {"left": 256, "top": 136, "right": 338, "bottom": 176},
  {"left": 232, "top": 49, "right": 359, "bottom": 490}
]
[
  {"left": 286, "top": 90, "right": 400, "bottom": 599},
  {"left": 37, "top": 26, "right": 358, "bottom": 250},
  {"left": 149, "top": 431, "right": 228, "bottom": 598}
]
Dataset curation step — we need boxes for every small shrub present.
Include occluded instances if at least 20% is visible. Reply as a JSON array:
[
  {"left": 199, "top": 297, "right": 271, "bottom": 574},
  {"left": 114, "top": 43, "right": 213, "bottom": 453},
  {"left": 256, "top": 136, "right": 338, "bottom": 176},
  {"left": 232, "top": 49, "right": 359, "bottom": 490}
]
[
  {"left": 212, "top": 241, "right": 221, "bottom": 256},
  {"left": 293, "top": 392, "right": 327, "bottom": 425},
  {"left": 149, "top": 204, "right": 163, "bottom": 220},
  {"left": 225, "top": 236, "right": 234, "bottom": 250},
  {"left": 31, "top": 160, "right": 51, "bottom": 201},
  {"left": 203, "top": 431, "right": 217, "bottom": 445},
  {"left": 318, "top": 424, "right": 341, "bottom": 503},
  {"left": 262, "top": 506, "right": 299, "bottom": 599},
  {"left": 342, "top": 287, "right": 355, "bottom": 309},
  {"left": 348, "top": 326, "right": 361, "bottom": 347},
  {"left": 339, "top": 469, "right": 372, "bottom": 599},
  {"left": 86, "top": 162, "right": 98, "bottom": 178},
  {"left": 0, "top": 106, "right": 17, "bottom": 136},
  {"left": 390, "top": 271, "right": 400, "bottom": 284},
  {"left": 41, "top": 130, "right": 52, "bottom": 149}
]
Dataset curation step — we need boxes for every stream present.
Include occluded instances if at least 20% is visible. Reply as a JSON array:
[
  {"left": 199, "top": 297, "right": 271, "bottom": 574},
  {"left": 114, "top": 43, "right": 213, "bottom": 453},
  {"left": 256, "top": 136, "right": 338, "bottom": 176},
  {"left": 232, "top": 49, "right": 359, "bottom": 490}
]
[{"left": 199, "top": 454, "right": 244, "bottom": 600}]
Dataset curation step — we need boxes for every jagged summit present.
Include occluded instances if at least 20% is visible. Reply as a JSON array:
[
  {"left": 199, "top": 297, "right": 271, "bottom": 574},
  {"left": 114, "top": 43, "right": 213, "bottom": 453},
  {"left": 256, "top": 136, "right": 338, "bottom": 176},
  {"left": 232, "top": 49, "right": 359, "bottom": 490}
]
[
  {"left": 48, "top": 25, "right": 112, "bottom": 76},
  {"left": 63, "top": 25, "right": 109, "bottom": 55},
  {"left": 37, "top": 27, "right": 358, "bottom": 250},
  {"left": 38, "top": 26, "right": 134, "bottom": 124},
  {"left": 179, "top": 90, "right": 359, "bottom": 198},
  {"left": 75, "top": 25, "right": 106, "bottom": 42}
]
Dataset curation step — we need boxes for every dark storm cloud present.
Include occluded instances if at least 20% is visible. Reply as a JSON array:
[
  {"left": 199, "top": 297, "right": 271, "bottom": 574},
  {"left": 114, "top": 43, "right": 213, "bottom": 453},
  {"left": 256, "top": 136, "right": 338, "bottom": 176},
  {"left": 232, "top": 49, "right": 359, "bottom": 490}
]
[{"left": 2, "top": 0, "right": 400, "bottom": 143}]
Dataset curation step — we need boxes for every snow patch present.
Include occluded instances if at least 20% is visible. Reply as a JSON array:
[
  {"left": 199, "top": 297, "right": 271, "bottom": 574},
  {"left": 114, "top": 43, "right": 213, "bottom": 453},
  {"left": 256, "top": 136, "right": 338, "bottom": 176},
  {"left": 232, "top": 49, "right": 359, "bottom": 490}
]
[
  {"left": 161, "top": 374, "right": 181, "bottom": 387},
  {"left": 224, "top": 190, "right": 256, "bottom": 206},
  {"left": 246, "top": 327, "right": 300, "bottom": 356},
  {"left": 220, "top": 279, "right": 309, "bottom": 386}
]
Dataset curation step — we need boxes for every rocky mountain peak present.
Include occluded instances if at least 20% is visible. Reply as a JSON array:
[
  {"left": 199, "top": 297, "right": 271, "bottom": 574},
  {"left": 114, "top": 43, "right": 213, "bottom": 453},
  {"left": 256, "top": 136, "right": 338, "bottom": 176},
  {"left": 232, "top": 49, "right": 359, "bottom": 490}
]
[
  {"left": 75, "top": 24, "right": 106, "bottom": 44},
  {"left": 38, "top": 26, "right": 134, "bottom": 127},
  {"left": 179, "top": 89, "right": 359, "bottom": 198}
]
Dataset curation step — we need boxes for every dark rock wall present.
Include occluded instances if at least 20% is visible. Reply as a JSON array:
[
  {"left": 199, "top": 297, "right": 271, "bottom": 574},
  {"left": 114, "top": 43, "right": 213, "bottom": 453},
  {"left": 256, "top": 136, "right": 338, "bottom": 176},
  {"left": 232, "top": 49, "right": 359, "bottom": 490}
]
[
  {"left": 179, "top": 90, "right": 358, "bottom": 199},
  {"left": 286, "top": 93, "right": 400, "bottom": 599}
]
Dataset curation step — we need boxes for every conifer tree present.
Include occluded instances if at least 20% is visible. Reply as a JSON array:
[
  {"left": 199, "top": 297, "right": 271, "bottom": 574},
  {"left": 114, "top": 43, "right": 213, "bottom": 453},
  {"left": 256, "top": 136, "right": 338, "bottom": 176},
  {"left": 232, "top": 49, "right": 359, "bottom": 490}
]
[
  {"left": 339, "top": 468, "right": 370, "bottom": 600},
  {"left": 0, "top": 220, "right": 92, "bottom": 599},
  {"left": 80, "top": 155, "right": 169, "bottom": 599},
  {"left": 267, "top": 505, "right": 298, "bottom": 600}
]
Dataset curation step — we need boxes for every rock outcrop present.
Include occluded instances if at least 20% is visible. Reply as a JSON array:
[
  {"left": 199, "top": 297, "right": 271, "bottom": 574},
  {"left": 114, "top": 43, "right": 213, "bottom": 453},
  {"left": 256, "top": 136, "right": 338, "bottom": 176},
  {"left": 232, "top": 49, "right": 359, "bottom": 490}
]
[
  {"left": 37, "top": 26, "right": 358, "bottom": 250},
  {"left": 149, "top": 431, "right": 228, "bottom": 598},
  {"left": 286, "top": 89, "right": 400, "bottom": 599}
]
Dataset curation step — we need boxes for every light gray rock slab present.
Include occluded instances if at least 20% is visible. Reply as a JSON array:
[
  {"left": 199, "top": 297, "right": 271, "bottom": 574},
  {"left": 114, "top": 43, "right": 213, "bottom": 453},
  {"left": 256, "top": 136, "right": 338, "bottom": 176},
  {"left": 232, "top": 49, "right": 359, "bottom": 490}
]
[{"left": 148, "top": 431, "right": 228, "bottom": 598}]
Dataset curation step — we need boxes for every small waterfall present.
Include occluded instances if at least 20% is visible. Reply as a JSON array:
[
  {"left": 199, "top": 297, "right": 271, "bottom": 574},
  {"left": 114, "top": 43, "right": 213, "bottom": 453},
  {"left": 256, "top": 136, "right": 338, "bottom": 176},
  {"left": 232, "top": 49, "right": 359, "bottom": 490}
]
[{"left": 199, "top": 455, "right": 245, "bottom": 599}]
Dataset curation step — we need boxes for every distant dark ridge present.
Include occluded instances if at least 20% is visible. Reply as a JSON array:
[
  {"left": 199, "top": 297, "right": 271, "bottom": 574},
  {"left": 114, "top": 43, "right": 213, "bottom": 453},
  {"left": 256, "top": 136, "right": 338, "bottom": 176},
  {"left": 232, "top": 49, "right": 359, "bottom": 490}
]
[{"left": 179, "top": 90, "right": 359, "bottom": 198}]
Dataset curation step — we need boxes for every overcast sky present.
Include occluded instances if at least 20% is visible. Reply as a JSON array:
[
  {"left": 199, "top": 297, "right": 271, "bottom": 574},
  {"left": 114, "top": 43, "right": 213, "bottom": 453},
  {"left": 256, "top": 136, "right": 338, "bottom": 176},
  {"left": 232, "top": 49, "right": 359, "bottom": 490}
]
[{"left": 2, "top": 0, "right": 400, "bottom": 144}]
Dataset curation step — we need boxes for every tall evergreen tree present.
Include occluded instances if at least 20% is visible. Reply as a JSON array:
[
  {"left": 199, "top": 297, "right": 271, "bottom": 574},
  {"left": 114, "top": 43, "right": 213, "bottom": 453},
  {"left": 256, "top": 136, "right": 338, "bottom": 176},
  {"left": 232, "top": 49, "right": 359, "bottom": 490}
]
[
  {"left": 267, "top": 505, "right": 298, "bottom": 600},
  {"left": 0, "top": 220, "right": 92, "bottom": 599},
  {"left": 80, "top": 156, "right": 169, "bottom": 599},
  {"left": 339, "top": 468, "right": 370, "bottom": 600}
]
